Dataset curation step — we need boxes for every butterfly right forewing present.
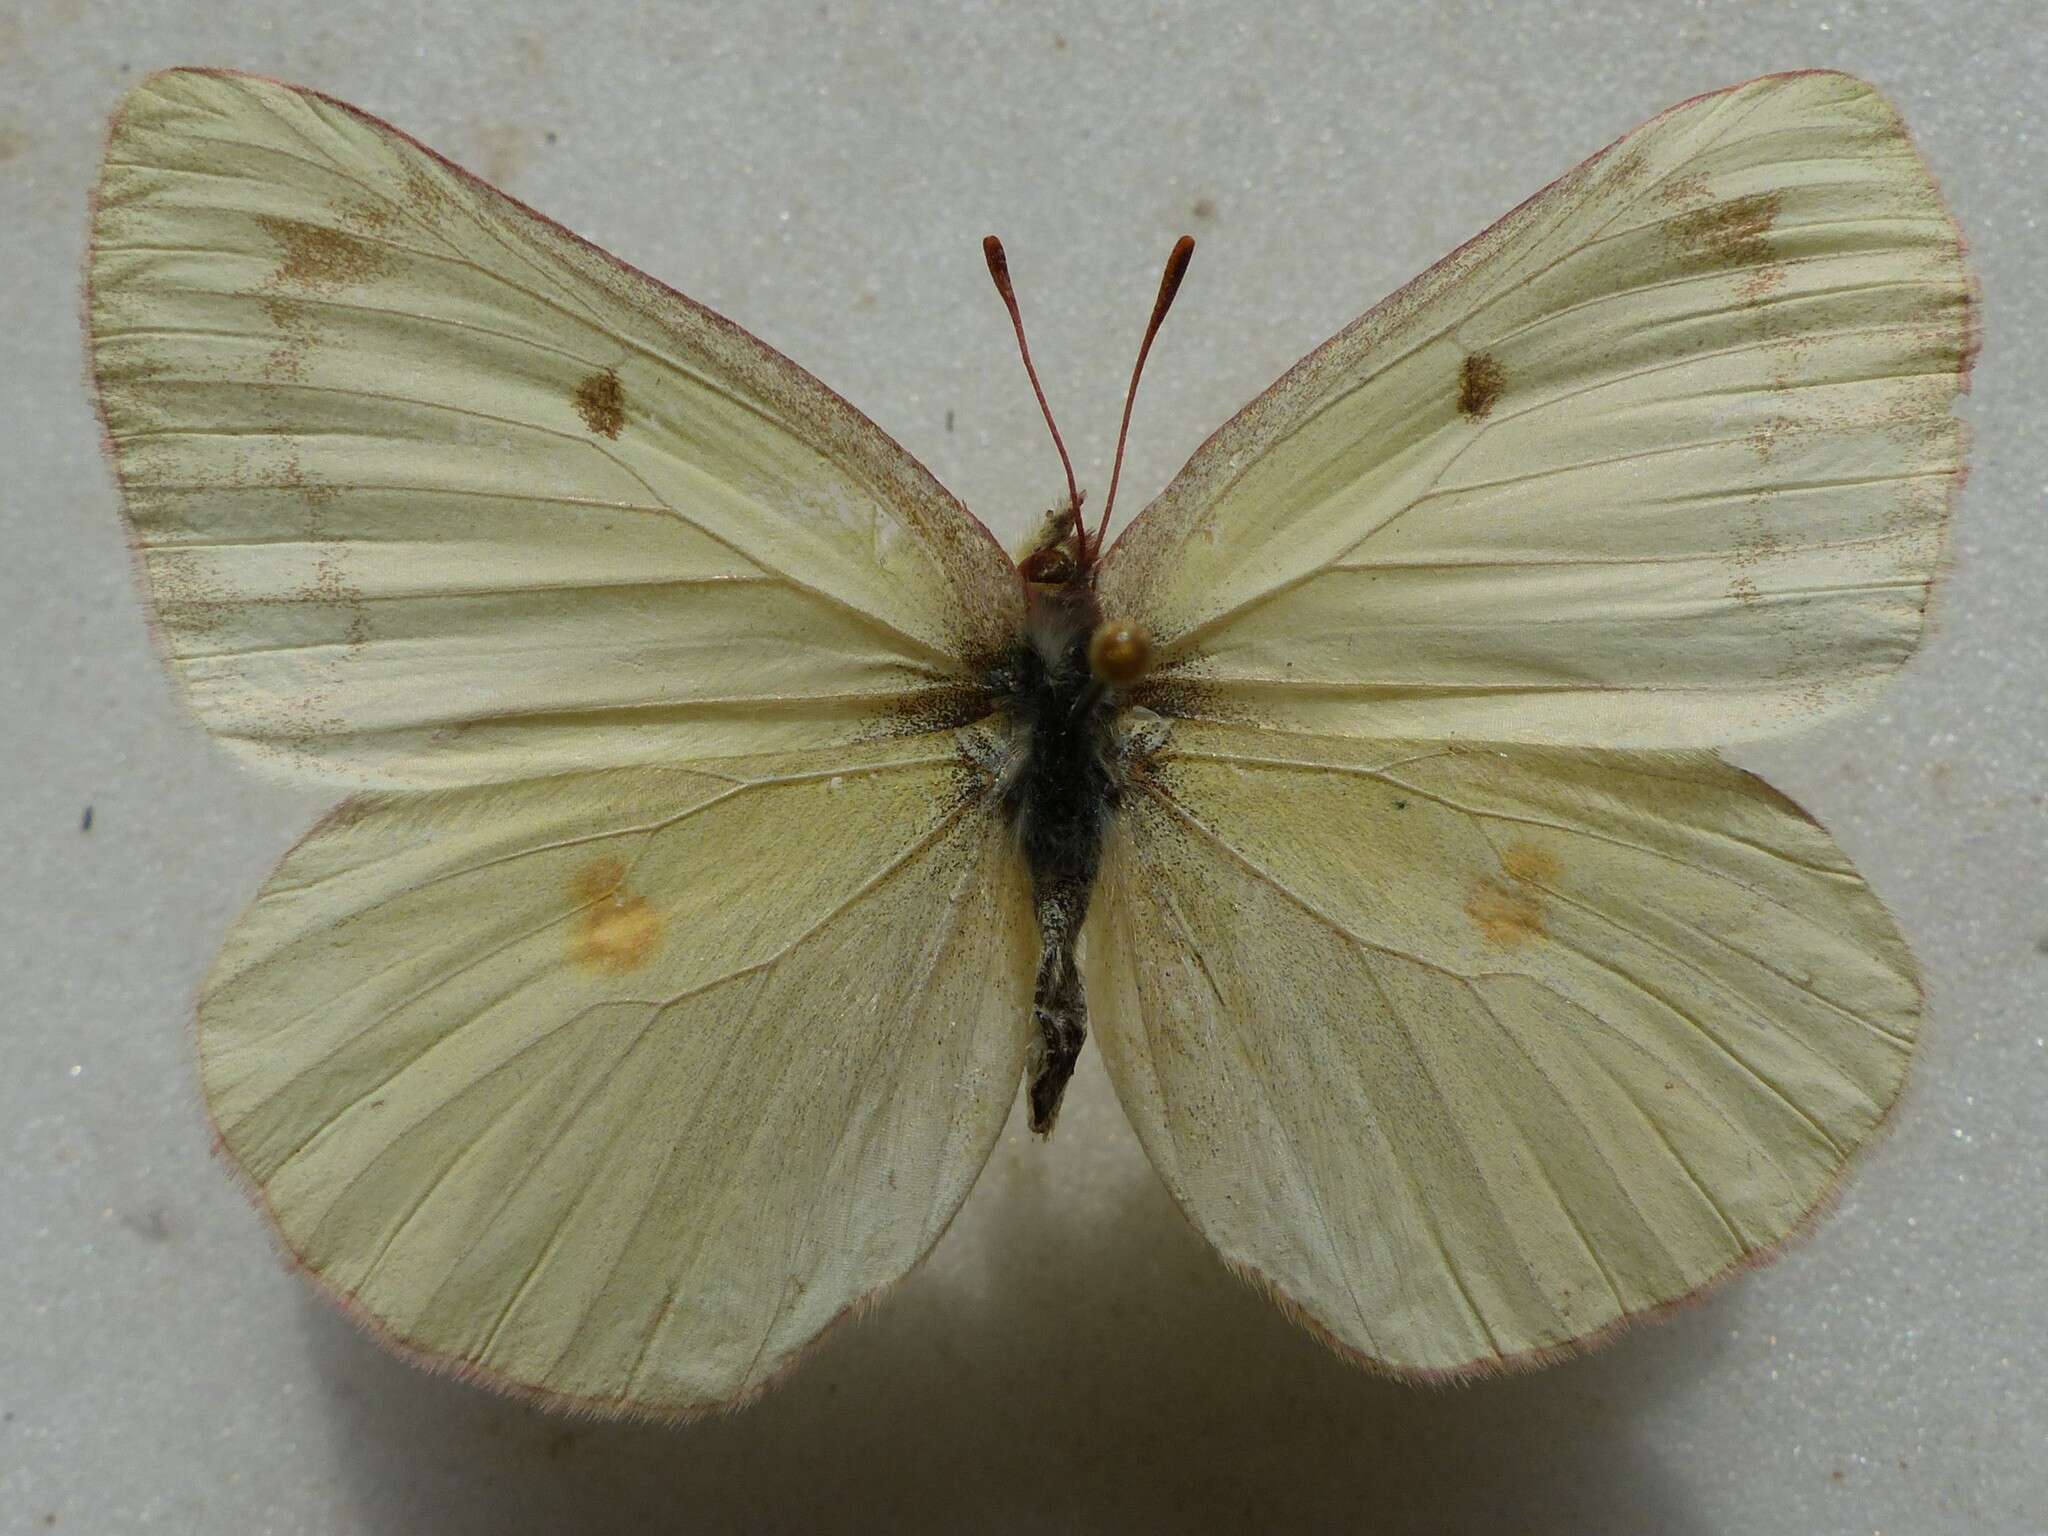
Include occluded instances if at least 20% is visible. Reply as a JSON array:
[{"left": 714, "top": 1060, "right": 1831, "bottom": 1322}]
[{"left": 1099, "top": 70, "right": 1975, "bottom": 751}]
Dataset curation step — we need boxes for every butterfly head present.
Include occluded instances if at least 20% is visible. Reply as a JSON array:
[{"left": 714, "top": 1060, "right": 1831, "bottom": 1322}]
[{"left": 1016, "top": 496, "right": 1088, "bottom": 587}]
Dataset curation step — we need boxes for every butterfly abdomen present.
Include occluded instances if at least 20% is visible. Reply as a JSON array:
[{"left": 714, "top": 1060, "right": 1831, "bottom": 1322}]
[{"left": 997, "top": 585, "right": 1126, "bottom": 1132}]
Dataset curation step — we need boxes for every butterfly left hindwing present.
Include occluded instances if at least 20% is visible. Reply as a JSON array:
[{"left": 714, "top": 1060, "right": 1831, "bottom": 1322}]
[{"left": 203, "top": 740, "right": 1033, "bottom": 1413}]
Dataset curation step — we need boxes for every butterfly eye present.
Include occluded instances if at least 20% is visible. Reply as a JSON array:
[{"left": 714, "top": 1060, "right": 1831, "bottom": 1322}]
[
  {"left": 1019, "top": 547, "right": 1077, "bottom": 585},
  {"left": 1088, "top": 621, "right": 1153, "bottom": 685}
]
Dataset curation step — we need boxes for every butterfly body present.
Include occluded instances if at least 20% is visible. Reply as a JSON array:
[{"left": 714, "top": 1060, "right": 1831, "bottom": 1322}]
[{"left": 991, "top": 552, "right": 1134, "bottom": 1131}]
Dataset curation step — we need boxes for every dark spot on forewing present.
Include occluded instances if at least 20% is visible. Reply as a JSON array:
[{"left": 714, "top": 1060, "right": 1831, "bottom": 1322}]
[
  {"left": 1458, "top": 353, "right": 1505, "bottom": 419},
  {"left": 1667, "top": 191, "right": 1783, "bottom": 269},
  {"left": 574, "top": 368, "right": 626, "bottom": 438},
  {"left": 253, "top": 214, "right": 392, "bottom": 291}
]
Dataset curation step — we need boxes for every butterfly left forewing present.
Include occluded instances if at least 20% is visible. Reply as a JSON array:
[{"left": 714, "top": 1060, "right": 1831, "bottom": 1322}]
[
  {"left": 91, "top": 69, "right": 1018, "bottom": 787},
  {"left": 202, "top": 735, "right": 1034, "bottom": 1415},
  {"left": 1087, "top": 722, "right": 1916, "bottom": 1377}
]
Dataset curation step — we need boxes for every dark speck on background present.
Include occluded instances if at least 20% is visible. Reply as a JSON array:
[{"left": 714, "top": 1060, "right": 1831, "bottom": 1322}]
[
  {"left": 121, "top": 1206, "right": 173, "bottom": 1244},
  {"left": 80, "top": 805, "right": 93, "bottom": 832}
]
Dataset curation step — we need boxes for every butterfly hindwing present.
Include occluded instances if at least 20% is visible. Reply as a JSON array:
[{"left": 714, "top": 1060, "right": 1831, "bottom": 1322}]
[
  {"left": 1100, "top": 71, "right": 1975, "bottom": 749},
  {"left": 202, "top": 735, "right": 1033, "bottom": 1414},
  {"left": 1087, "top": 722, "right": 1917, "bottom": 1377},
  {"left": 90, "top": 69, "right": 1019, "bottom": 787}
]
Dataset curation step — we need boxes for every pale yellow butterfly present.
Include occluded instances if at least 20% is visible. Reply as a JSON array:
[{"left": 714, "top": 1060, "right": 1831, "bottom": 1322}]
[{"left": 88, "top": 67, "right": 1976, "bottom": 1416}]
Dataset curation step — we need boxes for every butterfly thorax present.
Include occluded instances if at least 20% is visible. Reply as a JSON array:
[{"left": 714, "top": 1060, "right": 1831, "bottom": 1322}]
[{"left": 992, "top": 558, "right": 1151, "bottom": 1133}]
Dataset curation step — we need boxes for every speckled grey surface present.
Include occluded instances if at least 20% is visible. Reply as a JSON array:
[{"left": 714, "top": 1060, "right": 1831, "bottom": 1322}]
[{"left": 4, "top": 1, "right": 2044, "bottom": 1531}]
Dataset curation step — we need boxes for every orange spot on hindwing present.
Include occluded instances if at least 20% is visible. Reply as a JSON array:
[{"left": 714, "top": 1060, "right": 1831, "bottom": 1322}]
[
  {"left": 1465, "top": 840, "right": 1562, "bottom": 947},
  {"left": 574, "top": 368, "right": 626, "bottom": 438},
  {"left": 568, "top": 855, "right": 663, "bottom": 973},
  {"left": 1499, "top": 842, "right": 1562, "bottom": 887}
]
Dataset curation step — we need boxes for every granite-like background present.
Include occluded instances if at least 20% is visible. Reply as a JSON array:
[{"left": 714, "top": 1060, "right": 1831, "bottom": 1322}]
[{"left": 5, "top": 1, "right": 2043, "bottom": 1531}]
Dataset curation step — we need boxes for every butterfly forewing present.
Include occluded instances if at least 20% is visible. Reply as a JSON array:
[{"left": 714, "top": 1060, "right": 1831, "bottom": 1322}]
[
  {"left": 1101, "top": 71, "right": 1975, "bottom": 749},
  {"left": 90, "top": 69, "right": 1019, "bottom": 788}
]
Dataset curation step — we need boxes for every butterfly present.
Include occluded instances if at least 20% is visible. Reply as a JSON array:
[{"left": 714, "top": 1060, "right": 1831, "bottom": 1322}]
[{"left": 88, "top": 67, "right": 1976, "bottom": 1416}]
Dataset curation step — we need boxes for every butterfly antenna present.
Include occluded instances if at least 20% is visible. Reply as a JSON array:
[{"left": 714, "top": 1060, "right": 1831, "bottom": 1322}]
[
  {"left": 1096, "top": 235, "right": 1196, "bottom": 555},
  {"left": 983, "top": 236, "right": 1082, "bottom": 533}
]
